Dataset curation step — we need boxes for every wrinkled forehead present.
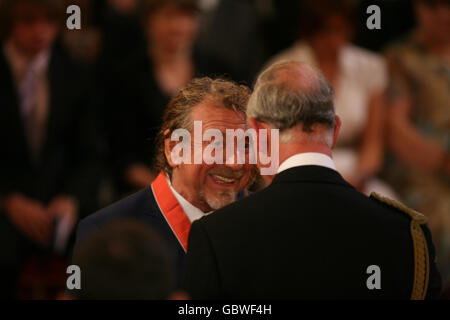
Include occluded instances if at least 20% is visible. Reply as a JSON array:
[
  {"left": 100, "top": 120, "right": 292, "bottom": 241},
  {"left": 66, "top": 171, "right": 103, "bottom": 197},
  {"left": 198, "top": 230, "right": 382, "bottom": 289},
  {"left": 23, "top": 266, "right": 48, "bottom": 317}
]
[{"left": 189, "top": 99, "right": 247, "bottom": 131}]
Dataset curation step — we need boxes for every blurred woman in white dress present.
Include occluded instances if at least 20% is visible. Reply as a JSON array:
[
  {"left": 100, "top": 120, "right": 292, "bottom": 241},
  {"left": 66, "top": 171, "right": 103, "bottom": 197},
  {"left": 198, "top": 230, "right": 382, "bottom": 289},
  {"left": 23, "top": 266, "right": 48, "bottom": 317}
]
[{"left": 265, "top": 0, "right": 397, "bottom": 198}]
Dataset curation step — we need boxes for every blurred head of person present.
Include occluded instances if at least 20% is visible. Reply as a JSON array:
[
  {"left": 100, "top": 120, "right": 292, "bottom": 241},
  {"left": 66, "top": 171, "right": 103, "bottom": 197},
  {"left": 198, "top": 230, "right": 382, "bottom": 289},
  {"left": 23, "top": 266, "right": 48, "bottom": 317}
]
[
  {"left": 414, "top": 0, "right": 450, "bottom": 46},
  {"left": 154, "top": 77, "right": 257, "bottom": 212},
  {"left": 299, "top": 0, "right": 356, "bottom": 57},
  {"left": 247, "top": 61, "right": 340, "bottom": 179},
  {"left": 72, "top": 219, "right": 185, "bottom": 300},
  {"left": 0, "top": 0, "right": 63, "bottom": 57},
  {"left": 142, "top": 0, "right": 200, "bottom": 54},
  {"left": 108, "top": 0, "right": 140, "bottom": 15}
]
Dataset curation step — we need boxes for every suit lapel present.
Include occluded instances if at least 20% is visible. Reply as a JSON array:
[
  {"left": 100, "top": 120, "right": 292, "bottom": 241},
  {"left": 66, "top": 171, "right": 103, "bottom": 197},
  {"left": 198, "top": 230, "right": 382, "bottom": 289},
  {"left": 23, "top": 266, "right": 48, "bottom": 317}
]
[
  {"left": 151, "top": 172, "right": 192, "bottom": 252},
  {"left": 0, "top": 48, "right": 34, "bottom": 167}
]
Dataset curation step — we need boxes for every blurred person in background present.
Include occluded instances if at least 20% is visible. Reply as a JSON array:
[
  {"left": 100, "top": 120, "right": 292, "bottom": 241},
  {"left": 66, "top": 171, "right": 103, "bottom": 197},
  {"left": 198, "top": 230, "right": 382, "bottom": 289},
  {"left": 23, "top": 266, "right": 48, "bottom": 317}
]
[
  {"left": 0, "top": 0, "right": 104, "bottom": 298},
  {"left": 264, "top": 0, "right": 396, "bottom": 198},
  {"left": 105, "top": 0, "right": 230, "bottom": 195},
  {"left": 60, "top": 0, "right": 103, "bottom": 65},
  {"left": 96, "top": 0, "right": 145, "bottom": 67},
  {"left": 353, "top": 0, "right": 416, "bottom": 52},
  {"left": 195, "top": 0, "right": 274, "bottom": 85},
  {"left": 196, "top": 0, "right": 303, "bottom": 86},
  {"left": 384, "top": 0, "right": 450, "bottom": 287},
  {"left": 71, "top": 219, "right": 187, "bottom": 300},
  {"left": 195, "top": 0, "right": 417, "bottom": 86},
  {"left": 60, "top": 0, "right": 145, "bottom": 66}
]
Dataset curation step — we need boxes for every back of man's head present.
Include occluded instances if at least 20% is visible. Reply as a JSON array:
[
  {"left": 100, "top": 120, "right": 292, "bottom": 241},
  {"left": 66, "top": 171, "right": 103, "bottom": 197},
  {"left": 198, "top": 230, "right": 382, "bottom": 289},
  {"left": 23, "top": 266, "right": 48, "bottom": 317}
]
[
  {"left": 72, "top": 219, "right": 176, "bottom": 300},
  {"left": 247, "top": 61, "right": 336, "bottom": 145}
]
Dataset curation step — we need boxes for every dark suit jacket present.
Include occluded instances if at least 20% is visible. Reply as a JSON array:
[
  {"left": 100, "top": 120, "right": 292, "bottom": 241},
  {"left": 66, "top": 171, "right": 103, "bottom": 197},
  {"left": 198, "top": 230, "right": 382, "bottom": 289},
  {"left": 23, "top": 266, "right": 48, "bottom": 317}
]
[
  {"left": 183, "top": 165, "right": 442, "bottom": 299},
  {"left": 74, "top": 187, "right": 185, "bottom": 282},
  {"left": 0, "top": 44, "right": 104, "bottom": 216}
]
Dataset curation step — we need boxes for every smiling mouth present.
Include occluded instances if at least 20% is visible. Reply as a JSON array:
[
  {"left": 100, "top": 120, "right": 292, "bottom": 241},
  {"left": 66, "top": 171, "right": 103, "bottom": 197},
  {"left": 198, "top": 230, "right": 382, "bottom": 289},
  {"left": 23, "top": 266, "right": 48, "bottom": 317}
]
[{"left": 209, "top": 174, "right": 239, "bottom": 185}]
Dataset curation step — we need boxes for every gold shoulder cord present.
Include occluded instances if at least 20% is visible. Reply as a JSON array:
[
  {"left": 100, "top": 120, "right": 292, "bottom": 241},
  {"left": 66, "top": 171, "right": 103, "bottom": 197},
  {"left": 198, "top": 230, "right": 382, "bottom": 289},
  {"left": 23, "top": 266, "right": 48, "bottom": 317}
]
[{"left": 370, "top": 192, "right": 430, "bottom": 300}]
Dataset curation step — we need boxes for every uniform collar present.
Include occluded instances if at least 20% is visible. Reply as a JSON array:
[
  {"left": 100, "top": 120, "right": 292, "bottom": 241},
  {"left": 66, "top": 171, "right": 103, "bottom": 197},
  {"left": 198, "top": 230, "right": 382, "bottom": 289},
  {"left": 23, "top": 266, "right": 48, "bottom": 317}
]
[{"left": 277, "top": 152, "right": 337, "bottom": 174}]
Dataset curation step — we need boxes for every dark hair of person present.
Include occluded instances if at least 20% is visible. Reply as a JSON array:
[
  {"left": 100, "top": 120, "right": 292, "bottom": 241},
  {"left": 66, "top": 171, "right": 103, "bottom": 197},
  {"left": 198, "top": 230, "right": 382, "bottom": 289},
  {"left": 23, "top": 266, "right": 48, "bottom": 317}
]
[
  {"left": 140, "top": 0, "right": 200, "bottom": 24},
  {"left": 298, "top": 0, "right": 357, "bottom": 39},
  {"left": 72, "top": 219, "right": 176, "bottom": 300},
  {"left": 0, "top": 0, "right": 64, "bottom": 39}
]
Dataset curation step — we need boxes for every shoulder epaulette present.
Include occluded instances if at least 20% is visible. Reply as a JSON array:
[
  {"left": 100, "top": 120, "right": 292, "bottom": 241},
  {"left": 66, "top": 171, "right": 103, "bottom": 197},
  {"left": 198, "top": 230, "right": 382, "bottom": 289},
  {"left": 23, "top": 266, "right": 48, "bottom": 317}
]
[
  {"left": 370, "top": 192, "right": 428, "bottom": 224},
  {"left": 370, "top": 192, "right": 430, "bottom": 300}
]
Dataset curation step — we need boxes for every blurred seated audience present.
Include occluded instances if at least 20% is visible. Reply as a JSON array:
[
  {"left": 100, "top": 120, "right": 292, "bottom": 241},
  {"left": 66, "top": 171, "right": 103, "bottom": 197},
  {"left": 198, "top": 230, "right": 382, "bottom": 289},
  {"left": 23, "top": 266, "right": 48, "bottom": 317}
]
[
  {"left": 264, "top": 0, "right": 397, "bottom": 198},
  {"left": 384, "top": 0, "right": 450, "bottom": 284},
  {"left": 0, "top": 0, "right": 104, "bottom": 298},
  {"left": 105, "top": 0, "right": 230, "bottom": 195},
  {"left": 71, "top": 219, "right": 186, "bottom": 300}
]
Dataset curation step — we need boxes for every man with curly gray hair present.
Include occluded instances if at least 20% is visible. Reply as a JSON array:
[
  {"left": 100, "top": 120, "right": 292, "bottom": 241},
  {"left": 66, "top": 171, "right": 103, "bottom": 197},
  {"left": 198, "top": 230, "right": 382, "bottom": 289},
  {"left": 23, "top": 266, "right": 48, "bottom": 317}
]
[{"left": 74, "top": 77, "right": 256, "bottom": 285}]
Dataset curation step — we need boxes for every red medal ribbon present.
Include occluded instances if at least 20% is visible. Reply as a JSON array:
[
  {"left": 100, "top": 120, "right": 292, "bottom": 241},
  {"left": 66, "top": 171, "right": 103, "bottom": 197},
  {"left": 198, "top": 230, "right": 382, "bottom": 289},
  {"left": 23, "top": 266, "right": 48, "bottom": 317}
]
[{"left": 151, "top": 172, "right": 192, "bottom": 252}]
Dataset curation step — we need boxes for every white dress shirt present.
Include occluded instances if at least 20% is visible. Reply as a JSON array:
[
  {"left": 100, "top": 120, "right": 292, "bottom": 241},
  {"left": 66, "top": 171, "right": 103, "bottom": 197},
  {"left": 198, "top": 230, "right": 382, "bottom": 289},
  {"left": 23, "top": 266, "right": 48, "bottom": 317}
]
[
  {"left": 166, "top": 176, "right": 210, "bottom": 223},
  {"left": 3, "top": 41, "right": 50, "bottom": 116},
  {"left": 4, "top": 41, "right": 50, "bottom": 161},
  {"left": 277, "top": 152, "right": 337, "bottom": 174}
]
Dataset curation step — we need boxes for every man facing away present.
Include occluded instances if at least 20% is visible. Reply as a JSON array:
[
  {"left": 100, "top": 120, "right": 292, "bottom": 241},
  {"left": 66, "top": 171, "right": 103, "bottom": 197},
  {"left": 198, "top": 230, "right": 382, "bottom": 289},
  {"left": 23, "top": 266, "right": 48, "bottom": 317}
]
[
  {"left": 183, "top": 61, "right": 442, "bottom": 299},
  {"left": 74, "top": 77, "right": 256, "bottom": 286}
]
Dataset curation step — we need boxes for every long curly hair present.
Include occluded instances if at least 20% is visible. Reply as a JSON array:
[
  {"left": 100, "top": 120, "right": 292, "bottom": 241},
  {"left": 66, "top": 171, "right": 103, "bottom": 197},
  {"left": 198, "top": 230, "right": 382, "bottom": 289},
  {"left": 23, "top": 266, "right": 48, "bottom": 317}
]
[{"left": 153, "top": 77, "right": 251, "bottom": 177}]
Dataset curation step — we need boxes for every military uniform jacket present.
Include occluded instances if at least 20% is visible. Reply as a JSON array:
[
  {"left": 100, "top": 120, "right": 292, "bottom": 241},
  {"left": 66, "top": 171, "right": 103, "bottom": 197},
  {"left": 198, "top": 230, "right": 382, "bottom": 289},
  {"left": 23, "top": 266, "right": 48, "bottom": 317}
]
[{"left": 183, "top": 165, "right": 442, "bottom": 299}]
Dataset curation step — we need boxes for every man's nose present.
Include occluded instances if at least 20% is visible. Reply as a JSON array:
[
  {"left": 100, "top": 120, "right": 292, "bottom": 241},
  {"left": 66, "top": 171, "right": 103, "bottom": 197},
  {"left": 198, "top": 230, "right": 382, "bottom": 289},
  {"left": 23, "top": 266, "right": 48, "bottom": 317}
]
[
  {"left": 224, "top": 149, "right": 244, "bottom": 170},
  {"left": 224, "top": 161, "right": 244, "bottom": 171}
]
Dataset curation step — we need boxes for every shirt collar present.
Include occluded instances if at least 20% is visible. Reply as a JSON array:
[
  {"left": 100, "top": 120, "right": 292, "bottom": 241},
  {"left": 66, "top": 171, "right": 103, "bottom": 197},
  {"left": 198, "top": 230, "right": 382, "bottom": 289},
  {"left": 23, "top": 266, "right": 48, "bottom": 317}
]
[
  {"left": 3, "top": 40, "right": 50, "bottom": 85},
  {"left": 277, "top": 152, "right": 337, "bottom": 174},
  {"left": 166, "top": 175, "right": 210, "bottom": 223}
]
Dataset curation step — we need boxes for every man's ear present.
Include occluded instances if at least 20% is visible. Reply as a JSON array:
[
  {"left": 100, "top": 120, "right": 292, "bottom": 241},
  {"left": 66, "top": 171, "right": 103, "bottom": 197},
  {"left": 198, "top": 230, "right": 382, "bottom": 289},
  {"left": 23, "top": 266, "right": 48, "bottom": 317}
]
[
  {"left": 249, "top": 117, "right": 272, "bottom": 132},
  {"left": 164, "top": 130, "right": 177, "bottom": 169},
  {"left": 249, "top": 117, "right": 276, "bottom": 152},
  {"left": 331, "top": 115, "right": 341, "bottom": 149}
]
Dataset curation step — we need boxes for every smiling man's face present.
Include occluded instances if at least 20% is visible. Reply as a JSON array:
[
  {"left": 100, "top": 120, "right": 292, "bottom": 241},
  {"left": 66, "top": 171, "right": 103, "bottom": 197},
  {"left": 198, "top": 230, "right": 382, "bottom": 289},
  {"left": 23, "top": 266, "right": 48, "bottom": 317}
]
[{"left": 167, "top": 99, "right": 254, "bottom": 212}]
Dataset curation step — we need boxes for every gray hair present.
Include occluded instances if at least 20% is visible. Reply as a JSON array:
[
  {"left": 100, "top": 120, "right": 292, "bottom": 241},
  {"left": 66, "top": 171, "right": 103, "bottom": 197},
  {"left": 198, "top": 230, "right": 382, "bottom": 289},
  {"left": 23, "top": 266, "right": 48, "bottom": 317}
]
[{"left": 247, "top": 61, "right": 336, "bottom": 134}]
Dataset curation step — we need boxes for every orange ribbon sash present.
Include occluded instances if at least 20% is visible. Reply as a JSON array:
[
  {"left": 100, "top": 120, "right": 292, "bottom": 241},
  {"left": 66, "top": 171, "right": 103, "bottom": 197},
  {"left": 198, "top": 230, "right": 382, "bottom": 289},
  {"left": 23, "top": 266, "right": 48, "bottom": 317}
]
[{"left": 151, "top": 172, "right": 192, "bottom": 252}]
